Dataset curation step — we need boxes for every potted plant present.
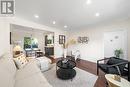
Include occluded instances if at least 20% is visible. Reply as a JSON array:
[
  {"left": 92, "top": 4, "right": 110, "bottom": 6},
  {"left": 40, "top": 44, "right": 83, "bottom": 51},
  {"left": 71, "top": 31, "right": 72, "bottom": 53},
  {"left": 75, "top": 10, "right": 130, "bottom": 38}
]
[{"left": 114, "top": 49, "right": 123, "bottom": 58}]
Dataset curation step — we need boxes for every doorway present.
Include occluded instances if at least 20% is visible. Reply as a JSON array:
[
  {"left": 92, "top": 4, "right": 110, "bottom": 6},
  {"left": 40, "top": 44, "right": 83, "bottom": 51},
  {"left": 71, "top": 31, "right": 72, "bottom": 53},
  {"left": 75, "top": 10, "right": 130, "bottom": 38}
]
[
  {"left": 104, "top": 30, "right": 127, "bottom": 60},
  {"left": 10, "top": 24, "right": 54, "bottom": 57}
]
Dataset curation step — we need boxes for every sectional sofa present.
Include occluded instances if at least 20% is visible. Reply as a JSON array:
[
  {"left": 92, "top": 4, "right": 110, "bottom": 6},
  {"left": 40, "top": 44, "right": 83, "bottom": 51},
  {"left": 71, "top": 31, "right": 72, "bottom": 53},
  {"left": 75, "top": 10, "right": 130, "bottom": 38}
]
[{"left": 0, "top": 53, "right": 52, "bottom": 87}]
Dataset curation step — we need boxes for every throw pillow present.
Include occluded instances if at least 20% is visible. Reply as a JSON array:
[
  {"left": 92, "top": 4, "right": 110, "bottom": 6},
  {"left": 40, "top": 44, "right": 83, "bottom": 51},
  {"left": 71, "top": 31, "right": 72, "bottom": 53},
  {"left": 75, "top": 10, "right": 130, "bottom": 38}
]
[{"left": 13, "top": 54, "right": 28, "bottom": 69}]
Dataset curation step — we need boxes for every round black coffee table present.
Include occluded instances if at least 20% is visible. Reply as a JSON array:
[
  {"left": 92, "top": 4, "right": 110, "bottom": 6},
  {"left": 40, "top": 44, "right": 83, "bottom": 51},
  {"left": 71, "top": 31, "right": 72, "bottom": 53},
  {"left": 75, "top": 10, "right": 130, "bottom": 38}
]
[{"left": 56, "top": 59, "right": 76, "bottom": 80}]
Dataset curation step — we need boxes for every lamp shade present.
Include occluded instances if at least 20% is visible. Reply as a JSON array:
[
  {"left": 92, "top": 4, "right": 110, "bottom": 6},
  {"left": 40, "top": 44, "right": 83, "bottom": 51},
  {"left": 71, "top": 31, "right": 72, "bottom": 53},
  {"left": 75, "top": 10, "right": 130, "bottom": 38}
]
[{"left": 13, "top": 45, "right": 22, "bottom": 52}]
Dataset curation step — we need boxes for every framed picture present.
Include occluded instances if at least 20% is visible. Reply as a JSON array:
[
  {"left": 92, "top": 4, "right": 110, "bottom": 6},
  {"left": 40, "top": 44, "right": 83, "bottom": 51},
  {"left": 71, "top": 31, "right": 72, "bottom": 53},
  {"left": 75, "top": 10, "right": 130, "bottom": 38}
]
[
  {"left": 78, "top": 37, "right": 89, "bottom": 43},
  {"left": 59, "top": 35, "right": 65, "bottom": 44}
]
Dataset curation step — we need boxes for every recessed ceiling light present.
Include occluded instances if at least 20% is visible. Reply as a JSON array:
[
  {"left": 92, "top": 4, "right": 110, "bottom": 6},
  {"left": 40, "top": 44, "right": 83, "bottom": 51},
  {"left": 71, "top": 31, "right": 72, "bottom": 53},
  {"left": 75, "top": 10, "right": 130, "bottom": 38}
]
[
  {"left": 34, "top": 14, "right": 39, "bottom": 18},
  {"left": 86, "top": 0, "right": 92, "bottom": 5},
  {"left": 64, "top": 25, "right": 67, "bottom": 28},
  {"left": 95, "top": 13, "right": 100, "bottom": 17},
  {"left": 52, "top": 21, "right": 56, "bottom": 24}
]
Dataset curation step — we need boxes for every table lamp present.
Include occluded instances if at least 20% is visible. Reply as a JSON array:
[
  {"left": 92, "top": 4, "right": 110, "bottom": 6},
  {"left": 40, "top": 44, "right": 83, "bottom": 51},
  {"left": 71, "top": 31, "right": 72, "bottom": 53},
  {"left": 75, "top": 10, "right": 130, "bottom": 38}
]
[{"left": 13, "top": 45, "right": 22, "bottom": 55}]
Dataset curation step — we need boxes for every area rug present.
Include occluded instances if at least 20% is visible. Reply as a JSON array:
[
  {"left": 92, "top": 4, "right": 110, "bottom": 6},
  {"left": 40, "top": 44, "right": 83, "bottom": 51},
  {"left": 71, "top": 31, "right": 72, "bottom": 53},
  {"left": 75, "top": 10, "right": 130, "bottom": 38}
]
[{"left": 43, "top": 64, "right": 98, "bottom": 87}]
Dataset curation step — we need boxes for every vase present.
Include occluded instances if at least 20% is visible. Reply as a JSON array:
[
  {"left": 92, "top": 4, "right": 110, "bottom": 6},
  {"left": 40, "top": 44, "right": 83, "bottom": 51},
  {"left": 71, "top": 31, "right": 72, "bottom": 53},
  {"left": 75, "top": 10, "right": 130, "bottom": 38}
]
[{"left": 63, "top": 49, "right": 67, "bottom": 58}]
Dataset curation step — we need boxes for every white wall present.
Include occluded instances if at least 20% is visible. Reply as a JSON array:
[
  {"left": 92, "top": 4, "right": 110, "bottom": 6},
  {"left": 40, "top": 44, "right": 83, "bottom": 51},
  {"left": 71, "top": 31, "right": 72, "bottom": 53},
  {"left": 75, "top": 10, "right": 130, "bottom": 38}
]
[
  {"left": 104, "top": 30, "right": 127, "bottom": 60},
  {"left": 67, "top": 19, "right": 130, "bottom": 62},
  {"left": 0, "top": 18, "right": 10, "bottom": 56},
  {"left": 0, "top": 17, "right": 65, "bottom": 58}
]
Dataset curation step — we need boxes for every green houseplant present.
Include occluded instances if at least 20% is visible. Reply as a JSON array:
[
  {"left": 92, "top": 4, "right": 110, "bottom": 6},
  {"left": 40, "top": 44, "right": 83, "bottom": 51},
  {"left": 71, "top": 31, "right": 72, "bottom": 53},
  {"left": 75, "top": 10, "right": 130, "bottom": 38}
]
[{"left": 114, "top": 49, "right": 123, "bottom": 58}]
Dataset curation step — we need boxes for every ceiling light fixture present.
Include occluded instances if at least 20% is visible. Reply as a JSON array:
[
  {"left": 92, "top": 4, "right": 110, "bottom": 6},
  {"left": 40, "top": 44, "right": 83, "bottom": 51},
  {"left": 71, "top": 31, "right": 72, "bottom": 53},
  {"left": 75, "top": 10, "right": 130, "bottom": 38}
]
[
  {"left": 53, "top": 21, "right": 56, "bottom": 24},
  {"left": 95, "top": 13, "right": 100, "bottom": 17},
  {"left": 86, "top": 0, "right": 92, "bottom": 5},
  {"left": 64, "top": 25, "right": 67, "bottom": 28},
  {"left": 34, "top": 14, "right": 39, "bottom": 18}
]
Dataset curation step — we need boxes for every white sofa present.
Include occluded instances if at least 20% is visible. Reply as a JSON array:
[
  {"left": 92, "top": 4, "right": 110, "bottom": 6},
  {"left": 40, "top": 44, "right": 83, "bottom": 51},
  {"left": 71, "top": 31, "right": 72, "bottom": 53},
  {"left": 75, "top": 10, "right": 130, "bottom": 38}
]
[{"left": 0, "top": 54, "right": 52, "bottom": 87}]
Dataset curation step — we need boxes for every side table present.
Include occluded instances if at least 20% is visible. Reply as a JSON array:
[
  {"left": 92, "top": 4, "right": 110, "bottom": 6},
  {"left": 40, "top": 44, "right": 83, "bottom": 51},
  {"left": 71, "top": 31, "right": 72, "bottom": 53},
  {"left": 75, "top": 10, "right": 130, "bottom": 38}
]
[{"left": 105, "top": 74, "right": 130, "bottom": 87}]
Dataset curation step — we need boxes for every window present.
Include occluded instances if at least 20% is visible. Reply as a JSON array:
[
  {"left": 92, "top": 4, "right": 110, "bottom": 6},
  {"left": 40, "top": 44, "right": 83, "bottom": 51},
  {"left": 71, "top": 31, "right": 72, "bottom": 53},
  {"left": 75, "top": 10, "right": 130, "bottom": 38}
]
[{"left": 24, "top": 37, "right": 38, "bottom": 50}]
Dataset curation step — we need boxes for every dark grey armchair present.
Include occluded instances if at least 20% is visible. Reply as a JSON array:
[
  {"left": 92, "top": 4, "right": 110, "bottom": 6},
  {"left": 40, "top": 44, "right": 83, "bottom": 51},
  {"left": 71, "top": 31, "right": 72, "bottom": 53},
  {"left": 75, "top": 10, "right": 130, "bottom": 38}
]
[{"left": 97, "top": 57, "right": 130, "bottom": 81}]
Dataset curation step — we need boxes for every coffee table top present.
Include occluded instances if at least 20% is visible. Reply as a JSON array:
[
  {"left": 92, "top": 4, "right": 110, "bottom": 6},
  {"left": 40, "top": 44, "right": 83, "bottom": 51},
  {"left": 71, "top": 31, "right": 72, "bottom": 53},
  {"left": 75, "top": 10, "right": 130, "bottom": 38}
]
[{"left": 57, "top": 59, "right": 76, "bottom": 69}]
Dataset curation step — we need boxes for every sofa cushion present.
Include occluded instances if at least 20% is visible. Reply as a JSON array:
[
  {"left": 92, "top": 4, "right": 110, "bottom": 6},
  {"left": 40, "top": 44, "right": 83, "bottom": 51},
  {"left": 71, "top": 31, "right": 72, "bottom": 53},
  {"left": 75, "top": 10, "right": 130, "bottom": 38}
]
[
  {"left": 0, "top": 53, "right": 16, "bottom": 77},
  {"left": 0, "top": 53, "right": 16, "bottom": 87},
  {"left": 15, "top": 59, "right": 52, "bottom": 87},
  {"left": 98, "top": 64, "right": 119, "bottom": 74},
  {"left": 107, "top": 57, "right": 128, "bottom": 73},
  {"left": 15, "top": 72, "right": 52, "bottom": 87},
  {"left": 15, "top": 60, "right": 41, "bottom": 81},
  {"left": 0, "top": 68, "right": 15, "bottom": 87}
]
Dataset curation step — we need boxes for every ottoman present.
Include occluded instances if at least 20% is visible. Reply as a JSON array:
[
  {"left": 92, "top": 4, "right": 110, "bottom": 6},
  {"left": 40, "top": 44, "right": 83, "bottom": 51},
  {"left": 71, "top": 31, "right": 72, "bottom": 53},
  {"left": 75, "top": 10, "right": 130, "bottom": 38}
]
[{"left": 36, "top": 57, "right": 52, "bottom": 72}]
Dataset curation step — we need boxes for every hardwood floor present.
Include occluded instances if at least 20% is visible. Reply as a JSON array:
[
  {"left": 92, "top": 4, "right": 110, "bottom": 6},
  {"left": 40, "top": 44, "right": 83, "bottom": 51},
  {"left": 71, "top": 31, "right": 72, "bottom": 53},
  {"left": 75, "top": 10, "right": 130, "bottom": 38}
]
[
  {"left": 51, "top": 57, "right": 106, "bottom": 87},
  {"left": 76, "top": 59, "right": 106, "bottom": 87}
]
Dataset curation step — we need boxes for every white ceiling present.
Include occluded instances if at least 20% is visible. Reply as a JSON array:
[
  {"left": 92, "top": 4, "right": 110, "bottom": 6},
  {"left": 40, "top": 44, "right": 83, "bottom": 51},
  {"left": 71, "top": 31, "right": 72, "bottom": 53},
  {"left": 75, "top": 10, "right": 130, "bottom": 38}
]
[{"left": 15, "top": 0, "right": 130, "bottom": 30}]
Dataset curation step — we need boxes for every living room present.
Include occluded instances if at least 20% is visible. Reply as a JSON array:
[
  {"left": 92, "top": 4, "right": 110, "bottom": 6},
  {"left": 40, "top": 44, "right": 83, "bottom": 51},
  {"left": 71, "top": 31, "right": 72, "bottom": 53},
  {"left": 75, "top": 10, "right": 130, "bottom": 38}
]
[{"left": 0, "top": 0, "right": 130, "bottom": 87}]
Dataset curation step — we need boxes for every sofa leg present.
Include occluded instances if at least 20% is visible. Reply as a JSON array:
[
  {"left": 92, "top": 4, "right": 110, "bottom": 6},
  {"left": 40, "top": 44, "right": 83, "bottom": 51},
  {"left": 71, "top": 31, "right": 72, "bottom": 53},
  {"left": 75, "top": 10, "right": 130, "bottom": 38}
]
[{"left": 97, "top": 67, "right": 99, "bottom": 75}]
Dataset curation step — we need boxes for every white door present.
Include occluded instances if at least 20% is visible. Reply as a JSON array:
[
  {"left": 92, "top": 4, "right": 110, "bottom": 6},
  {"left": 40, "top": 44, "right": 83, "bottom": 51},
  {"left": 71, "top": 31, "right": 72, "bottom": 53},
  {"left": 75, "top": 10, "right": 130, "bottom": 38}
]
[{"left": 104, "top": 30, "right": 127, "bottom": 60}]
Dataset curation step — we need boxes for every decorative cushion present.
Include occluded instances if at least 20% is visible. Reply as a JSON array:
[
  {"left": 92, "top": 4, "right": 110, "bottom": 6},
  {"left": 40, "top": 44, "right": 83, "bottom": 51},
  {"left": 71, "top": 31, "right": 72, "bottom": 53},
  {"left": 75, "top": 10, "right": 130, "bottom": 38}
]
[
  {"left": 107, "top": 57, "right": 116, "bottom": 65},
  {"left": 13, "top": 54, "right": 28, "bottom": 69}
]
